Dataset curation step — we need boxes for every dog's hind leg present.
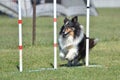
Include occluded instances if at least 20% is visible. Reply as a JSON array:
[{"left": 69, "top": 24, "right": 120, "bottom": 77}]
[
  {"left": 72, "top": 59, "right": 80, "bottom": 66},
  {"left": 82, "top": 58, "right": 85, "bottom": 65}
]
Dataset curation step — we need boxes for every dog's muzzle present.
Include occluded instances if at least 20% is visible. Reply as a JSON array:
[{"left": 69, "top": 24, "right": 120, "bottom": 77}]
[{"left": 62, "top": 31, "right": 71, "bottom": 38}]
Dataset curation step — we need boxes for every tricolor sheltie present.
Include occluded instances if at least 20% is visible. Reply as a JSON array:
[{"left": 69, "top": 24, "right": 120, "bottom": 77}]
[{"left": 58, "top": 16, "right": 98, "bottom": 66}]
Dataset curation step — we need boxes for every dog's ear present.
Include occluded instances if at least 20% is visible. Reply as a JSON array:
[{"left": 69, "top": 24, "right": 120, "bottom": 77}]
[
  {"left": 71, "top": 16, "right": 78, "bottom": 23},
  {"left": 64, "top": 17, "right": 69, "bottom": 24}
]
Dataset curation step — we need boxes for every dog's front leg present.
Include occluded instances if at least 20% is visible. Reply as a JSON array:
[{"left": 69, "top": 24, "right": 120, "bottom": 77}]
[
  {"left": 65, "top": 48, "right": 78, "bottom": 61},
  {"left": 59, "top": 52, "right": 66, "bottom": 60},
  {"left": 59, "top": 49, "right": 68, "bottom": 60}
]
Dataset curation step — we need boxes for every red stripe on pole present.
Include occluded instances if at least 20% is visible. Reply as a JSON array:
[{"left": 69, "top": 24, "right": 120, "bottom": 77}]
[
  {"left": 19, "top": 46, "right": 23, "bottom": 50},
  {"left": 18, "top": 20, "right": 22, "bottom": 24},
  {"left": 54, "top": 18, "right": 57, "bottom": 22},
  {"left": 54, "top": 43, "right": 57, "bottom": 47}
]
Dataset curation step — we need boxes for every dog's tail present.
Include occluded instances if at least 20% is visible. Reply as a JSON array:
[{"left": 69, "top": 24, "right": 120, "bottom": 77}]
[
  {"left": 94, "top": 38, "right": 99, "bottom": 45},
  {"left": 89, "top": 38, "right": 99, "bottom": 49}
]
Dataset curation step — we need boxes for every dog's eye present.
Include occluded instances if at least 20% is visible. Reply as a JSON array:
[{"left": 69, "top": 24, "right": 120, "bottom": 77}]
[
  {"left": 65, "top": 27, "right": 70, "bottom": 31},
  {"left": 66, "top": 28, "right": 69, "bottom": 30}
]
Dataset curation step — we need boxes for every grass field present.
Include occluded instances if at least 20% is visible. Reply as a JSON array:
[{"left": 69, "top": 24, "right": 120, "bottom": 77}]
[{"left": 0, "top": 8, "right": 120, "bottom": 80}]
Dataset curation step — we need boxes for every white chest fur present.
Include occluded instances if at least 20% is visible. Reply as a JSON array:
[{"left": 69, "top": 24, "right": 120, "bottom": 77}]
[{"left": 58, "top": 36, "right": 74, "bottom": 50}]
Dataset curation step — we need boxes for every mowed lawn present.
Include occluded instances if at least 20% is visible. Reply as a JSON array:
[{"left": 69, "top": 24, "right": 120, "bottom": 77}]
[{"left": 0, "top": 8, "right": 120, "bottom": 80}]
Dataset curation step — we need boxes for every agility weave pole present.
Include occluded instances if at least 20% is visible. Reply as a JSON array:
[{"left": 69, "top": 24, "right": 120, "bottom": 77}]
[
  {"left": 29, "top": 0, "right": 57, "bottom": 72},
  {"left": 18, "top": 0, "right": 23, "bottom": 72},
  {"left": 86, "top": 0, "right": 101, "bottom": 67},
  {"left": 86, "top": 0, "right": 90, "bottom": 66},
  {"left": 28, "top": 0, "right": 57, "bottom": 72},
  {"left": 53, "top": 0, "right": 57, "bottom": 69}
]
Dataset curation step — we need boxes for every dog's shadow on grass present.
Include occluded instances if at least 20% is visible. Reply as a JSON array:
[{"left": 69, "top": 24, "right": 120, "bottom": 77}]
[
  {"left": 59, "top": 63, "right": 84, "bottom": 67},
  {"left": 16, "top": 65, "right": 19, "bottom": 71},
  {"left": 50, "top": 63, "right": 84, "bottom": 68},
  {"left": 50, "top": 63, "right": 99, "bottom": 68}
]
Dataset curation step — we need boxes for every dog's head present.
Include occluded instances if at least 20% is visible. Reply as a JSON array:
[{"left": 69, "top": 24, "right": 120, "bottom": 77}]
[{"left": 59, "top": 16, "right": 81, "bottom": 38}]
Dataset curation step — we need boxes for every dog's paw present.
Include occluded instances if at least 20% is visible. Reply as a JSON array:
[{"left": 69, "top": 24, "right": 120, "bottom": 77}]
[{"left": 59, "top": 52, "right": 65, "bottom": 60}]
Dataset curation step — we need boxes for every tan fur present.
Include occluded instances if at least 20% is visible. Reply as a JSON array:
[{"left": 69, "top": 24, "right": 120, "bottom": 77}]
[{"left": 65, "top": 27, "right": 74, "bottom": 37}]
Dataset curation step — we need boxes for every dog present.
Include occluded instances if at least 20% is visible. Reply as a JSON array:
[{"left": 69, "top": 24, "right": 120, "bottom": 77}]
[{"left": 58, "top": 16, "right": 98, "bottom": 66}]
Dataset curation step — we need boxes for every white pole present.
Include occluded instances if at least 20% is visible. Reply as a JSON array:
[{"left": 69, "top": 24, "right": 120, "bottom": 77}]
[
  {"left": 18, "top": 0, "right": 23, "bottom": 72},
  {"left": 86, "top": 0, "right": 90, "bottom": 66},
  {"left": 53, "top": 0, "right": 57, "bottom": 69}
]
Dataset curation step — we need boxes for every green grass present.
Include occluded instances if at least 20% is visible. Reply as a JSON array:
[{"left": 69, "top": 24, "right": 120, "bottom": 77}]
[{"left": 0, "top": 8, "right": 120, "bottom": 80}]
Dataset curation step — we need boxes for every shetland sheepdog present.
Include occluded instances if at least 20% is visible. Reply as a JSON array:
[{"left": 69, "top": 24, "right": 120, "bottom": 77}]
[{"left": 58, "top": 16, "right": 98, "bottom": 66}]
